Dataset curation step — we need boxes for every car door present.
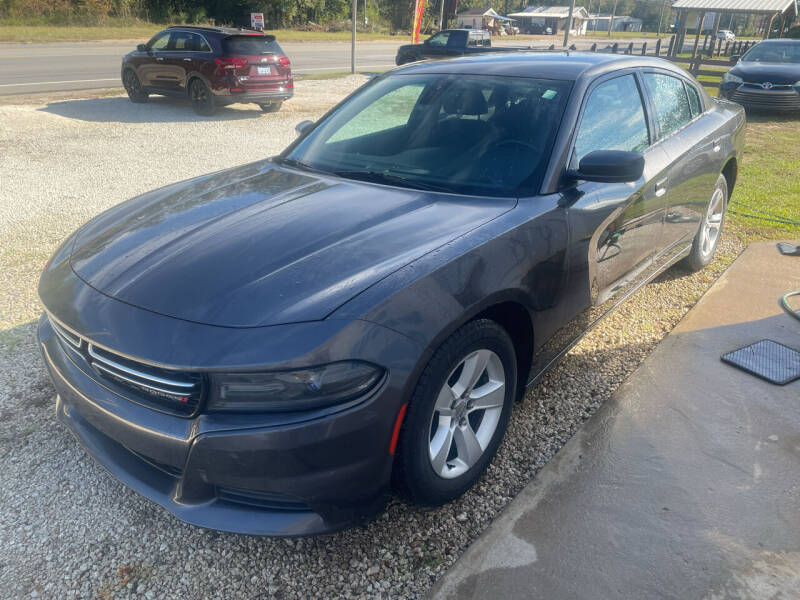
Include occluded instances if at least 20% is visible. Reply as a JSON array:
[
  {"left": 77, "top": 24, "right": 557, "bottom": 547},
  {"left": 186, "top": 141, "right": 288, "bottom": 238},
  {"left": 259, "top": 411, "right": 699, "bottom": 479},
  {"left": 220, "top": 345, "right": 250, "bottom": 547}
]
[
  {"left": 568, "top": 72, "right": 671, "bottom": 305},
  {"left": 137, "top": 31, "right": 171, "bottom": 89},
  {"left": 421, "top": 31, "right": 452, "bottom": 59},
  {"left": 164, "top": 30, "right": 209, "bottom": 95},
  {"left": 642, "top": 71, "right": 721, "bottom": 250}
]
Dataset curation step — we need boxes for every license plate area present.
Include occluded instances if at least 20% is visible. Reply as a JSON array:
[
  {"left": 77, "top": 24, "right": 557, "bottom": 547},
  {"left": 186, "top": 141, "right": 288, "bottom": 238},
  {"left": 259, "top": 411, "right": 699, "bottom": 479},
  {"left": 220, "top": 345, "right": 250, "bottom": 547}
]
[{"left": 256, "top": 66, "right": 273, "bottom": 76}]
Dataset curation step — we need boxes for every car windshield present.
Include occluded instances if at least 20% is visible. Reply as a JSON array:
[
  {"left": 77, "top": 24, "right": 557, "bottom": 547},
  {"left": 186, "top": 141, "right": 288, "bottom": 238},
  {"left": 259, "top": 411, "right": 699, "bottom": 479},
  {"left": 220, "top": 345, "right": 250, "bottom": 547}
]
[
  {"left": 742, "top": 42, "right": 800, "bottom": 64},
  {"left": 283, "top": 73, "right": 572, "bottom": 197}
]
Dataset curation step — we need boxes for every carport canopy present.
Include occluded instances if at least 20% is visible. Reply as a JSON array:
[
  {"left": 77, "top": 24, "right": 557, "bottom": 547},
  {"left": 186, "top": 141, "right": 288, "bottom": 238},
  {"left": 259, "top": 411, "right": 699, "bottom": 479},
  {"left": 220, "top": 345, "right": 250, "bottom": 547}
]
[{"left": 669, "top": 0, "right": 798, "bottom": 54}]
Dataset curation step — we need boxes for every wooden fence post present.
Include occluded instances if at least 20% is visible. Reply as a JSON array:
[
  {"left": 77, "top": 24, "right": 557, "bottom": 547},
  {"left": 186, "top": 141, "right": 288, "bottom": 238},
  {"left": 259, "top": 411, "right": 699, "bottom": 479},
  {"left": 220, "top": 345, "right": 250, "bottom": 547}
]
[
  {"left": 627, "top": 42, "right": 633, "bottom": 54},
  {"left": 724, "top": 40, "right": 730, "bottom": 56},
  {"left": 612, "top": 42, "right": 618, "bottom": 53},
  {"left": 667, "top": 36, "right": 674, "bottom": 56},
  {"left": 590, "top": 42, "right": 597, "bottom": 52},
  {"left": 641, "top": 42, "right": 647, "bottom": 55},
  {"left": 655, "top": 38, "right": 662, "bottom": 56}
]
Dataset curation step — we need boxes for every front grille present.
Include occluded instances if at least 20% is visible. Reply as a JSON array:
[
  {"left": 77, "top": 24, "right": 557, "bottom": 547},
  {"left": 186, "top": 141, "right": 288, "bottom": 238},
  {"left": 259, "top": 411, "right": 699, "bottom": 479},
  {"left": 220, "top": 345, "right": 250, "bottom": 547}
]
[
  {"left": 48, "top": 315, "right": 203, "bottom": 416},
  {"left": 730, "top": 88, "right": 800, "bottom": 111},
  {"left": 741, "top": 82, "right": 794, "bottom": 91}
]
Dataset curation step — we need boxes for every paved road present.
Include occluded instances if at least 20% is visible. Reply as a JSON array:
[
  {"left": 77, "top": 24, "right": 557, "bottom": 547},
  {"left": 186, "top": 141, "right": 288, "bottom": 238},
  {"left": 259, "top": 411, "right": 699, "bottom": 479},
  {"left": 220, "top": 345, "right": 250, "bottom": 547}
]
[{"left": 0, "top": 36, "right": 677, "bottom": 96}]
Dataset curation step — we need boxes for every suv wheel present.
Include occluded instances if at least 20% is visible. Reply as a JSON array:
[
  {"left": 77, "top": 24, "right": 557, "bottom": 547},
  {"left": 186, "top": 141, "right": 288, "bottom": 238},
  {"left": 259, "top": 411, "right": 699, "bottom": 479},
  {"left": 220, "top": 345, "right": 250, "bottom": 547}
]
[
  {"left": 397, "top": 319, "right": 517, "bottom": 505},
  {"left": 259, "top": 102, "right": 282, "bottom": 113},
  {"left": 189, "top": 79, "right": 216, "bottom": 116},
  {"left": 682, "top": 174, "right": 728, "bottom": 272},
  {"left": 123, "top": 69, "right": 148, "bottom": 103}
]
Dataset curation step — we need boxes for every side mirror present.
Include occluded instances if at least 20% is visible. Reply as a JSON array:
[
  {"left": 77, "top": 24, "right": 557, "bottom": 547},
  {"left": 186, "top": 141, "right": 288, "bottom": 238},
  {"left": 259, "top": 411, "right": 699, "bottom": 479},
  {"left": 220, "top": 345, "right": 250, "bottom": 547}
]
[
  {"left": 295, "top": 120, "right": 314, "bottom": 135},
  {"left": 137, "top": 44, "right": 148, "bottom": 53},
  {"left": 730, "top": 54, "right": 740, "bottom": 64},
  {"left": 568, "top": 150, "right": 644, "bottom": 184}
]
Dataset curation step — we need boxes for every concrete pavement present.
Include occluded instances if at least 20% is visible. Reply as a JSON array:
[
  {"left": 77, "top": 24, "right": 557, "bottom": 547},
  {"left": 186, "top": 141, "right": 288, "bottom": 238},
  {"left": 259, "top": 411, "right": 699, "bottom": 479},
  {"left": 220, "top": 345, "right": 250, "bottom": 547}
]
[{"left": 432, "top": 241, "right": 800, "bottom": 599}]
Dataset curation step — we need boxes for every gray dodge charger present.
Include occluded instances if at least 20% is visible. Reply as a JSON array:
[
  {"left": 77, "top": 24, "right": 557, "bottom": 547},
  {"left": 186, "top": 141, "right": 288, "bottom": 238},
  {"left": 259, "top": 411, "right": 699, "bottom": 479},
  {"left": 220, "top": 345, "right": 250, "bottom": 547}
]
[{"left": 38, "top": 52, "right": 745, "bottom": 536}]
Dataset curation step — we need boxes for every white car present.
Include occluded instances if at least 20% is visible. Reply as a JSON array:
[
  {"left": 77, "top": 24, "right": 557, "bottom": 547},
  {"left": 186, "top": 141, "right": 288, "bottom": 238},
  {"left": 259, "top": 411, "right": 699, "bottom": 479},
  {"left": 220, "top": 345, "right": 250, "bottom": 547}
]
[{"left": 716, "top": 30, "right": 735, "bottom": 41}]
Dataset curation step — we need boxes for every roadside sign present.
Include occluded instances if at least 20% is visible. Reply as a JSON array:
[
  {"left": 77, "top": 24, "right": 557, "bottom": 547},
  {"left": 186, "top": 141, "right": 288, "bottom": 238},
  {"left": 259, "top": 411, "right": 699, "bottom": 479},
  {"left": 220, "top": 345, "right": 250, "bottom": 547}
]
[{"left": 251, "top": 13, "right": 264, "bottom": 30}]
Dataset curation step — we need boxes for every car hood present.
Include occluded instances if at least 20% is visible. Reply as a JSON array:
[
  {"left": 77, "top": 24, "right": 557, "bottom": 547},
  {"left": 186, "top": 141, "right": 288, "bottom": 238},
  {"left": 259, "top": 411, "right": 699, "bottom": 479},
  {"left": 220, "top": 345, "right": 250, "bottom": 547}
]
[
  {"left": 69, "top": 161, "right": 514, "bottom": 328},
  {"left": 730, "top": 62, "right": 800, "bottom": 85}
]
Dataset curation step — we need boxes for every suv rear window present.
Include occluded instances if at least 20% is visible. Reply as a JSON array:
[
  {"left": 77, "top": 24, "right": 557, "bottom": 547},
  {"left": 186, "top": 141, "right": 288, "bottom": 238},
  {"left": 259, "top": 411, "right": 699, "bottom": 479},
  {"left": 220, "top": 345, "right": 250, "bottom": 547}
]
[{"left": 223, "top": 35, "right": 283, "bottom": 56}]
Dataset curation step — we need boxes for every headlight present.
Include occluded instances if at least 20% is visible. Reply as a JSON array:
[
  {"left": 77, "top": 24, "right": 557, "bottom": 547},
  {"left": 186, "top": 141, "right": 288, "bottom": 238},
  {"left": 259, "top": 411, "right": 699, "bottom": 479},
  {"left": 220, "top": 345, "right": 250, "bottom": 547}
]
[
  {"left": 722, "top": 72, "right": 743, "bottom": 85},
  {"left": 207, "top": 361, "right": 384, "bottom": 412}
]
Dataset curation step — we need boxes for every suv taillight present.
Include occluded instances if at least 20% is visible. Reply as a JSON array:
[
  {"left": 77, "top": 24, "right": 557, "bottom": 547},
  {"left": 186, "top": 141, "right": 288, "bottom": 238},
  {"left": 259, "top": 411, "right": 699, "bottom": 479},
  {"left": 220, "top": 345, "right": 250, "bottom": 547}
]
[
  {"left": 278, "top": 55, "right": 291, "bottom": 68},
  {"left": 216, "top": 57, "right": 248, "bottom": 70}
]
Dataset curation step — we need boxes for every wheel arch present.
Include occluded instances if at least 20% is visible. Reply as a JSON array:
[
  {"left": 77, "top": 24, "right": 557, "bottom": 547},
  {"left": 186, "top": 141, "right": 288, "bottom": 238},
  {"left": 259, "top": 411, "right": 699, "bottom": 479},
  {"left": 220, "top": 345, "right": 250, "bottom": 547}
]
[{"left": 721, "top": 156, "right": 738, "bottom": 197}]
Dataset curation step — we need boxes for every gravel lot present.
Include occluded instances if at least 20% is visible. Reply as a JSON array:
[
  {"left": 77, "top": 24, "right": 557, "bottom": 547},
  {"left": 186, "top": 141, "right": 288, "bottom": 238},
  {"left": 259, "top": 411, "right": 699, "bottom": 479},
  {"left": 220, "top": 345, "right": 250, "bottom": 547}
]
[{"left": 0, "top": 76, "right": 744, "bottom": 599}]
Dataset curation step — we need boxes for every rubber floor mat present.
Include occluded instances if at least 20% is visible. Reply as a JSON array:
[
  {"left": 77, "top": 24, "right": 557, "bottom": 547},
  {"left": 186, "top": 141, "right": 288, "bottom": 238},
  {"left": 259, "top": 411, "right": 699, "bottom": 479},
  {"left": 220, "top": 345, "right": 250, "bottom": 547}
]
[{"left": 721, "top": 339, "right": 800, "bottom": 386}]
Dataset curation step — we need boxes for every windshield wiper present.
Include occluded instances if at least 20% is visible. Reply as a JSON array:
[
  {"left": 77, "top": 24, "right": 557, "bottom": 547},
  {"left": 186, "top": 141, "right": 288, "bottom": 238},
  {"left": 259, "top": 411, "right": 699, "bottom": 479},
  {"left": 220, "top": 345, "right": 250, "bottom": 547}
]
[
  {"left": 332, "top": 170, "right": 453, "bottom": 193},
  {"left": 273, "top": 156, "right": 325, "bottom": 173}
]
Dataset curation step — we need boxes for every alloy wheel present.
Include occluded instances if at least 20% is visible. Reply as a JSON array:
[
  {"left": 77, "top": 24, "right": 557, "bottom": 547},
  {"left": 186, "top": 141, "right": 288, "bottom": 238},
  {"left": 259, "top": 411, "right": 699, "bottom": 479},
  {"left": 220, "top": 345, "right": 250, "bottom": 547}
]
[
  {"left": 427, "top": 349, "right": 505, "bottom": 479},
  {"left": 700, "top": 187, "right": 725, "bottom": 257}
]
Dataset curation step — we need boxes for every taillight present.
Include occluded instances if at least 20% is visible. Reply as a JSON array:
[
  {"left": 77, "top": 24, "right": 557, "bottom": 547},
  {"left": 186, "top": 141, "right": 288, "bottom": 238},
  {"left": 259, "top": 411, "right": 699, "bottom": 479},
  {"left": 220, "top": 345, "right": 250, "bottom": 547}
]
[
  {"left": 278, "top": 55, "right": 291, "bottom": 68},
  {"left": 216, "top": 57, "right": 248, "bottom": 70}
]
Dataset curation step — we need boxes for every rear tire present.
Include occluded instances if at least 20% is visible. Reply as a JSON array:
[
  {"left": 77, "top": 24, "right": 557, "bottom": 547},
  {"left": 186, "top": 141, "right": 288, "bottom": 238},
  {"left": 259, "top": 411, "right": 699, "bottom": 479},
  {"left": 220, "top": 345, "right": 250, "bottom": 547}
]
[
  {"left": 682, "top": 174, "right": 728, "bottom": 272},
  {"left": 397, "top": 319, "right": 517, "bottom": 505},
  {"left": 122, "top": 69, "right": 148, "bottom": 104},
  {"left": 258, "top": 102, "right": 282, "bottom": 113},
  {"left": 189, "top": 79, "right": 216, "bottom": 116}
]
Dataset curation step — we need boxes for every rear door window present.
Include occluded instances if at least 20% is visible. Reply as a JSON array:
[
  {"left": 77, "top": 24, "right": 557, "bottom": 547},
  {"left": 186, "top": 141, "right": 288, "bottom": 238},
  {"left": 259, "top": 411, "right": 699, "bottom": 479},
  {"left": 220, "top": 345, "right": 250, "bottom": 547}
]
[
  {"left": 643, "top": 73, "right": 693, "bottom": 138},
  {"left": 574, "top": 74, "right": 650, "bottom": 164},
  {"left": 171, "top": 31, "right": 195, "bottom": 51},
  {"left": 223, "top": 35, "right": 284, "bottom": 56},
  {"left": 685, "top": 83, "right": 703, "bottom": 117}
]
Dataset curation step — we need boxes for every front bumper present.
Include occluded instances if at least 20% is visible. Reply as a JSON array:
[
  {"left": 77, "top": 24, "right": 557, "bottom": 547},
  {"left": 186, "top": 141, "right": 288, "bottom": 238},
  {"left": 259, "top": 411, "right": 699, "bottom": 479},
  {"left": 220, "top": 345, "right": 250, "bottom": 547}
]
[
  {"left": 37, "top": 313, "right": 415, "bottom": 536},
  {"left": 719, "top": 85, "right": 800, "bottom": 112}
]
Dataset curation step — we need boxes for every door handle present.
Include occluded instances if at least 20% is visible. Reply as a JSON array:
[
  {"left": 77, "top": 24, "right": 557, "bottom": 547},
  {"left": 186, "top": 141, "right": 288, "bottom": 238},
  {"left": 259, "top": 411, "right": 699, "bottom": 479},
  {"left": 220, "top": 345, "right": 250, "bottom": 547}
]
[
  {"left": 155, "top": 57, "right": 164, "bottom": 61},
  {"left": 655, "top": 177, "right": 669, "bottom": 197},
  {"left": 713, "top": 137, "right": 723, "bottom": 152},
  {"left": 183, "top": 58, "right": 192, "bottom": 62}
]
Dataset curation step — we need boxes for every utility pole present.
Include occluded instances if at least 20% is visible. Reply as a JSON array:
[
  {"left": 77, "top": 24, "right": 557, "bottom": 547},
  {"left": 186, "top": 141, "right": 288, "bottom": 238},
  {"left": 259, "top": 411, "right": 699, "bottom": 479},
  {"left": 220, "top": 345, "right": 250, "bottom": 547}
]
[
  {"left": 364, "top": 0, "right": 368, "bottom": 27},
  {"left": 563, "top": 0, "right": 576, "bottom": 47},
  {"left": 439, "top": 0, "right": 445, "bottom": 30},
  {"left": 608, "top": 0, "right": 618, "bottom": 36},
  {"left": 351, "top": 0, "right": 357, "bottom": 73}
]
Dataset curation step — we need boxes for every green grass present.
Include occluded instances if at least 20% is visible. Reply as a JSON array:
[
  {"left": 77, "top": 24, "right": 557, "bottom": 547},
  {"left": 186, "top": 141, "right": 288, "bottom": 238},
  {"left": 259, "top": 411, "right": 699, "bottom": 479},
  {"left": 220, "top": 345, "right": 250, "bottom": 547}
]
[
  {"left": 0, "top": 21, "right": 408, "bottom": 43},
  {"left": 729, "top": 116, "right": 800, "bottom": 235}
]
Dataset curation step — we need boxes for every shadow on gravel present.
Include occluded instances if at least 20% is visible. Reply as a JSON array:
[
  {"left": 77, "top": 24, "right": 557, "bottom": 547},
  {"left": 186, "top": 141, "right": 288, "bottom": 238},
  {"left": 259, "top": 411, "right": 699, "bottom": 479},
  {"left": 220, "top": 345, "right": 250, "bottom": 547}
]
[{"left": 38, "top": 95, "right": 264, "bottom": 124}]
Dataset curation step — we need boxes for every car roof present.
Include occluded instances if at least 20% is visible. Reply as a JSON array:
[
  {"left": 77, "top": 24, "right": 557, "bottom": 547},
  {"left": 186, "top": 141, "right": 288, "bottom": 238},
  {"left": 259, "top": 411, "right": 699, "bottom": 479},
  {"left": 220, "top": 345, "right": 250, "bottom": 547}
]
[
  {"left": 394, "top": 51, "right": 689, "bottom": 82},
  {"left": 165, "top": 25, "right": 270, "bottom": 37},
  {"left": 753, "top": 38, "right": 800, "bottom": 43}
]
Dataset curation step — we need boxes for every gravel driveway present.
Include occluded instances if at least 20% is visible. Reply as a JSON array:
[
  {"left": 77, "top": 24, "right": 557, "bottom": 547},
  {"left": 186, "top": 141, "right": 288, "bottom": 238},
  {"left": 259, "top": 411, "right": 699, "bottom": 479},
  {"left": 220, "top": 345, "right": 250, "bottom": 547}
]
[{"left": 0, "top": 76, "right": 743, "bottom": 599}]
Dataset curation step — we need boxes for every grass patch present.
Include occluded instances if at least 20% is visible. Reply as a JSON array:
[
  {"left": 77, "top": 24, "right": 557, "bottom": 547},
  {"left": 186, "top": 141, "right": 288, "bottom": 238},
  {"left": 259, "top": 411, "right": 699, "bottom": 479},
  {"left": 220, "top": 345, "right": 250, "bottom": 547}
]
[{"left": 729, "top": 116, "right": 800, "bottom": 235}]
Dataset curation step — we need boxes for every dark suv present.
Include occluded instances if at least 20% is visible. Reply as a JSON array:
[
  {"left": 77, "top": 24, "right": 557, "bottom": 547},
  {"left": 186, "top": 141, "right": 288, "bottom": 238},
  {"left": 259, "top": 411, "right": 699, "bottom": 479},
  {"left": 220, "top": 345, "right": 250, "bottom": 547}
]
[{"left": 121, "top": 26, "right": 293, "bottom": 115}]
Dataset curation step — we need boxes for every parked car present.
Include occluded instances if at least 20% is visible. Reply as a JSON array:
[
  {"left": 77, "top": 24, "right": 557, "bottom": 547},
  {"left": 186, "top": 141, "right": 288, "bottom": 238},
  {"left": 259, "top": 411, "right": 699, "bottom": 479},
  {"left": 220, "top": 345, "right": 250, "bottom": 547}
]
[
  {"left": 719, "top": 39, "right": 800, "bottom": 111},
  {"left": 39, "top": 52, "right": 744, "bottom": 536},
  {"left": 121, "top": 26, "right": 293, "bottom": 116},
  {"left": 395, "top": 29, "right": 530, "bottom": 64},
  {"left": 716, "top": 29, "right": 736, "bottom": 41}
]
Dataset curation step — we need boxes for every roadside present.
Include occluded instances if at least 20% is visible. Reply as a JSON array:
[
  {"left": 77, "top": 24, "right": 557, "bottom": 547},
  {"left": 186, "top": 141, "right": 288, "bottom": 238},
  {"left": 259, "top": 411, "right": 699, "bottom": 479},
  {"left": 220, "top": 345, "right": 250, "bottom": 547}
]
[{"left": 0, "top": 82, "right": 796, "bottom": 598}]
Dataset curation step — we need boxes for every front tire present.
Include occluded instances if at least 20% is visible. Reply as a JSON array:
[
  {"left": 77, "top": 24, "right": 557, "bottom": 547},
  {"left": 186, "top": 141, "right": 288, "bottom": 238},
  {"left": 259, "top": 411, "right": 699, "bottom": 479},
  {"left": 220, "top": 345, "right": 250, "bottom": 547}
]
[
  {"left": 682, "top": 174, "right": 728, "bottom": 272},
  {"left": 122, "top": 69, "right": 148, "bottom": 103},
  {"left": 189, "top": 79, "right": 216, "bottom": 116},
  {"left": 397, "top": 319, "right": 517, "bottom": 505}
]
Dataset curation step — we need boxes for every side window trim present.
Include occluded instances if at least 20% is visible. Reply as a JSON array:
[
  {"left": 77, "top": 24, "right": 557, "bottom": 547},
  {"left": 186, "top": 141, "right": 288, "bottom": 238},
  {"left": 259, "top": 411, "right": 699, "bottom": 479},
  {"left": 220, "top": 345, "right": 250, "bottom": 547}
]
[
  {"left": 158, "top": 29, "right": 214, "bottom": 53},
  {"left": 568, "top": 70, "right": 653, "bottom": 170}
]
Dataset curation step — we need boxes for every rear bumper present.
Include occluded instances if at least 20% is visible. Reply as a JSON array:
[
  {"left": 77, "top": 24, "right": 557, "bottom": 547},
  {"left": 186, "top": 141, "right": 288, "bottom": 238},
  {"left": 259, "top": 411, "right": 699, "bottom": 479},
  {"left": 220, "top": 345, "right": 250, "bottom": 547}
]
[
  {"left": 214, "top": 87, "right": 293, "bottom": 106},
  {"left": 37, "top": 314, "right": 401, "bottom": 536}
]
